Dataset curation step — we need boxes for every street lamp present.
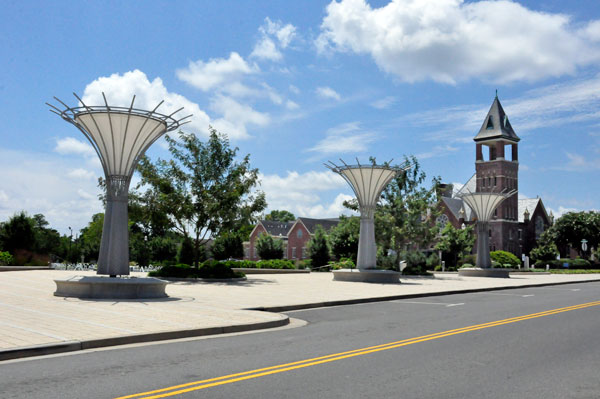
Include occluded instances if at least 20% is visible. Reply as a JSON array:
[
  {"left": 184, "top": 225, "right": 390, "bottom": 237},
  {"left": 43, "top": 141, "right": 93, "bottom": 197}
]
[{"left": 68, "top": 226, "right": 73, "bottom": 267}]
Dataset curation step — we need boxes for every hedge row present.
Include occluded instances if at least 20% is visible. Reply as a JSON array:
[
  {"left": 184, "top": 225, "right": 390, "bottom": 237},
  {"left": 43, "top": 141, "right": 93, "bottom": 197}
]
[
  {"left": 148, "top": 261, "right": 244, "bottom": 279},
  {"left": 534, "top": 258, "right": 592, "bottom": 269}
]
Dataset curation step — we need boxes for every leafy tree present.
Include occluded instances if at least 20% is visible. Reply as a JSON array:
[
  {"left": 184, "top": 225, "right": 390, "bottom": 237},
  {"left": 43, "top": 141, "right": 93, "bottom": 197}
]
[
  {"left": 307, "top": 225, "right": 330, "bottom": 268},
  {"left": 136, "top": 127, "right": 267, "bottom": 267},
  {"left": 329, "top": 216, "right": 359, "bottom": 261},
  {"left": 79, "top": 213, "right": 104, "bottom": 262},
  {"left": 178, "top": 237, "right": 196, "bottom": 265},
  {"left": 265, "top": 210, "right": 296, "bottom": 222},
  {"left": 543, "top": 211, "right": 600, "bottom": 258},
  {"left": 434, "top": 223, "right": 475, "bottom": 267},
  {"left": 0, "top": 211, "right": 36, "bottom": 254},
  {"left": 530, "top": 230, "right": 559, "bottom": 263},
  {"left": 212, "top": 233, "right": 244, "bottom": 260},
  {"left": 256, "top": 234, "right": 284, "bottom": 260}
]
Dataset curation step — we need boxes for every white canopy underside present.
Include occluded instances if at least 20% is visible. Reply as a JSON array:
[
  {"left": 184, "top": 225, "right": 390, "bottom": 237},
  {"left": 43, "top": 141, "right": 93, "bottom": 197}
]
[
  {"left": 75, "top": 112, "right": 167, "bottom": 177},
  {"left": 340, "top": 167, "right": 397, "bottom": 206},
  {"left": 461, "top": 193, "right": 509, "bottom": 222}
]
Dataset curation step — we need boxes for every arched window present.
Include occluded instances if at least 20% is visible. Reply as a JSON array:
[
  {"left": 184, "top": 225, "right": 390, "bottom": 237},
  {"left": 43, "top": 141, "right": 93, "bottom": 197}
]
[
  {"left": 535, "top": 216, "right": 544, "bottom": 239},
  {"left": 297, "top": 229, "right": 303, "bottom": 238}
]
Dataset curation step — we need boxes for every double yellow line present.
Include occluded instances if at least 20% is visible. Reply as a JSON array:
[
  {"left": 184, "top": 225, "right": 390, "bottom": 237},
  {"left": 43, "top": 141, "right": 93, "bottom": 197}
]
[{"left": 116, "top": 300, "right": 600, "bottom": 399}]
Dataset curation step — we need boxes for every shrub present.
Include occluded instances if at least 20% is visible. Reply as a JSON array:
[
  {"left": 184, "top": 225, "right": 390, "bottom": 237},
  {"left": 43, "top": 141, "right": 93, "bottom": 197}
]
[
  {"left": 534, "top": 258, "right": 592, "bottom": 269},
  {"left": 490, "top": 251, "right": 520, "bottom": 267},
  {"left": 0, "top": 251, "right": 14, "bottom": 266},
  {"left": 491, "top": 260, "right": 500, "bottom": 268},
  {"left": 328, "top": 258, "right": 355, "bottom": 270},
  {"left": 401, "top": 251, "right": 428, "bottom": 275},
  {"left": 148, "top": 261, "right": 244, "bottom": 279},
  {"left": 460, "top": 263, "right": 473, "bottom": 269},
  {"left": 256, "top": 259, "right": 295, "bottom": 269},
  {"left": 459, "top": 254, "right": 477, "bottom": 266},
  {"left": 296, "top": 259, "right": 311, "bottom": 270},
  {"left": 211, "top": 233, "right": 243, "bottom": 260}
]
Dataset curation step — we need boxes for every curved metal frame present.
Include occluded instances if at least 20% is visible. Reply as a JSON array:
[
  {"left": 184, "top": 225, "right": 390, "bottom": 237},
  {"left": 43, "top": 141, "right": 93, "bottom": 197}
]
[
  {"left": 458, "top": 181, "right": 517, "bottom": 268},
  {"left": 47, "top": 93, "right": 192, "bottom": 276},
  {"left": 326, "top": 158, "right": 411, "bottom": 270}
]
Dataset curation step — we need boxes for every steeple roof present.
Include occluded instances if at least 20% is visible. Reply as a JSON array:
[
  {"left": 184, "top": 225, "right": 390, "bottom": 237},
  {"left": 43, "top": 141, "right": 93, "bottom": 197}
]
[{"left": 474, "top": 96, "right": 520, "bottom": 143}]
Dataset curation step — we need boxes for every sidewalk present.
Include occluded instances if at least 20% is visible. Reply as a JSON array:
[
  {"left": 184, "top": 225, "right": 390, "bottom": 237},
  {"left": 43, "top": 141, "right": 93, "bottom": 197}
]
[{"left": 1, "top": 269, "right": 599, "bottom": 360}]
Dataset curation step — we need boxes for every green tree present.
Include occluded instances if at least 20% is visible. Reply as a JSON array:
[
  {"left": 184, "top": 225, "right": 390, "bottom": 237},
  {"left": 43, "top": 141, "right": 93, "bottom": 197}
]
[
  {"left": 265, "top": 210, "right": 296, "bottom": 222},
  {"left": 211, "top": 233, "right": 244, "bottom": 260},
  {"left": 256, "top": 234, "right": 284, "bottom": 260},
  {"left": 178, "top": 237, "right": 196, "bottom": 265},
  {"left": 0, "top": 211, "right": 36, "bottom": 254},
  {"left": 136, "top": 127, "right": 267, "bottom": 267},
  {"left": 434, "top": 223, "right": 475, "bottom": 267},
  {"left": 307, "top": 225, "right": 330, "bottom": 268},
  {"left": 329, "top": 216, "right": 359, "bottom": 262},
  {"left": 79, "top": 213, "right": 104, "bottom": 262},
  {"left": 544, "top": 211, "right": 600, "bottom": 258},
  {"left": 529, "top": 230, "right": 559, "bottom": 263}
]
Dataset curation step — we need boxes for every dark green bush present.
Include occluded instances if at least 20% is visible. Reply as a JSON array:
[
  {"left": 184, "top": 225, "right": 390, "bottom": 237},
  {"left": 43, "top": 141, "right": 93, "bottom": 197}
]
[
  {"left": 148, "top": 261, "right": 244, "bottom": 279},
  {"left": 328, "top": 258, "right": 355, "bottom": 270},
  {"left": 459, "top": 254, "right": 476, "bottom": 266},
  {"left": 401, "top": 250, "right": 428, "bottom": 275},
  {"left": 256, "top": 259, "right": 295, "bottom": 269},
  {"left": 490, "top": 251, "right": 520, "bottom": 267}
]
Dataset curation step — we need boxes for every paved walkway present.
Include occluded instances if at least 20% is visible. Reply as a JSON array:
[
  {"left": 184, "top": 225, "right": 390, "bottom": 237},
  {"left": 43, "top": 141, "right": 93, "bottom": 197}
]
[{"left": 1, "top": 270, "right": 599, "bottom": 359}]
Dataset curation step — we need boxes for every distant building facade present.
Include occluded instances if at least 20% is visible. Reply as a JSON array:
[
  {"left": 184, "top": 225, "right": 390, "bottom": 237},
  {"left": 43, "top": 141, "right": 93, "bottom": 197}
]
[
  {"left": 438, "top": 96, "right": 552, "bottom": 258},
  {"left": 245, "top": 217, "right": 339, "bottom": 261}
]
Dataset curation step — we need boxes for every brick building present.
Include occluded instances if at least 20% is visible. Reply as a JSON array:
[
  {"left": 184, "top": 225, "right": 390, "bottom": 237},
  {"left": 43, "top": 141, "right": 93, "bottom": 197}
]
[
  {"left": 245, "top": 217, "right": 338, "bottom": 261},
  {"left": 438, "top": 95, "right": 552, "bottom": 258}
]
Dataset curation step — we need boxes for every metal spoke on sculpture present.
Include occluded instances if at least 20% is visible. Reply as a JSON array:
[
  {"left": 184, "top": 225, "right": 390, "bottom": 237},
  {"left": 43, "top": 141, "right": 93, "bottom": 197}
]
[
  {"left": 326, "top": 159, "right": 411, "bottom": 283},
  {"left": 458, "top": 185, "right": 516, "bottom": 278},
  {"left": 47, "top": 93, "right": 191, "bottom": 298}
]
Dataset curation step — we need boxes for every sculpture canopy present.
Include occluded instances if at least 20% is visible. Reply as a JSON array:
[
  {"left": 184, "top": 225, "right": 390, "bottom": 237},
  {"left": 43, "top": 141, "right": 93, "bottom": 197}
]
[{"left": 48, "top": 93, "right": 191, "bottom": 276}]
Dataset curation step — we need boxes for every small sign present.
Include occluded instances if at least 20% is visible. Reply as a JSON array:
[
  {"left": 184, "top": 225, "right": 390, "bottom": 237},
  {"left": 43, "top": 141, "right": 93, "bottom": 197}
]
[{"left": 563, "top": 262, "right": 569, "bottom": 268}]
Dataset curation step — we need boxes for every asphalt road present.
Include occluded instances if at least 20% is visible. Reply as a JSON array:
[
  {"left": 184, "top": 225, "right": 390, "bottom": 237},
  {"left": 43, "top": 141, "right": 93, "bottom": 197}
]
[{"left": 1, "top": 281, "right": 599, "bottom": 399}]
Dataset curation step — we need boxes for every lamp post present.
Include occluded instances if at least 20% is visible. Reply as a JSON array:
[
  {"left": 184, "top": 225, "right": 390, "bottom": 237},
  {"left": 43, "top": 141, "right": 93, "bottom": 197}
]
[
  {"left": 48, "top": 93, "right": 190, "bottom": 277},
  {"left": 68, "top": 226, "right": 73, "bottom": 267}
]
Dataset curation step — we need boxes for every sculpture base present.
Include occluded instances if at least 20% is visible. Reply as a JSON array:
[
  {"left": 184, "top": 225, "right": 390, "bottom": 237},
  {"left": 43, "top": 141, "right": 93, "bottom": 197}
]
[
  {"left": 458, "top": 268, "right": 511, "bottom": 278},
  {"left": 333, "top": 269, "right": 401, "bottom": 283},
  {"left": 54, "top": 276, "right": 168, "bottom": 299}
]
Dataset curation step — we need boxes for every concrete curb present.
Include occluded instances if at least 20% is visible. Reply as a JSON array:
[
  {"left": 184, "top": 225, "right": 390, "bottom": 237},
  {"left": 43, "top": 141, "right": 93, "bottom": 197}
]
[
  {"left": 0, "top": 316, "right": 289, "bottom": 361},
  {"left": 247, "top": 278, "right": 600, "bottom": 313}
]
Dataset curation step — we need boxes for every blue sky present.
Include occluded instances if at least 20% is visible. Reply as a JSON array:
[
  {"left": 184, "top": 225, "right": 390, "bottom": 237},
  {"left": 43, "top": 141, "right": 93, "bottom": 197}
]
[{"left": 1, "top": 0, "right": 600, "bottom": 235}]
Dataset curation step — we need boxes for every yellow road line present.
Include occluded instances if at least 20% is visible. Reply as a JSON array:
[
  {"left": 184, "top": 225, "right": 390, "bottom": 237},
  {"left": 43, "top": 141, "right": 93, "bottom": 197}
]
[{"left": 116, "top": 300, "right": 600, "bottom": 399}]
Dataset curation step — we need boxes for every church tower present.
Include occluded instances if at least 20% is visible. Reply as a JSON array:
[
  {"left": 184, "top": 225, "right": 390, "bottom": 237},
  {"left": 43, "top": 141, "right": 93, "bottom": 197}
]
[{"left": 474, "top": 95, "right": 520, "bottom": 256}]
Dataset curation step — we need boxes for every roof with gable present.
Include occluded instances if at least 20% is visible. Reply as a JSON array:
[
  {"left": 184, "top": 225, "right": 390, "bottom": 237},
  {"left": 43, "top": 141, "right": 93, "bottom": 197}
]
[
  {"left": 295, "top": 217, "right": 339, "bottom": 235},
  {"left": 518, "top": 198, "right": 549, "bottom": 223},
  {"left": 259, "top": 220, "right": 295, "bottom": 237},
  {"left": 474, "top": 96, "right": 520, "bottom": 143}
]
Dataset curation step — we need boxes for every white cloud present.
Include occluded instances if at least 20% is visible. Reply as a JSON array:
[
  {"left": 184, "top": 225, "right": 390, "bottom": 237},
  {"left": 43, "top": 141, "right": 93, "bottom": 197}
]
[
  {"left": 259, "top": 170, "right": 354, "bottom": 218},
  {"left": 308, "top": 122, "right": 375, "bottom": 154},
  {"left": 554, "top": 152, "right": 600, "bottom": 172},
  {"left": 0, "top": 148, "right": 103, "bottom": 235},
  {"left": 67, "top": 168, "right": 96, "bottom": 180},
  {"left": 289, "top": 85, "right": 300, "bottom": 95},
  {"left": 81, "top": 70, "right": 212, "bottom": 137},
  {"left": 286, "top": 100, "right": 300, "bottom": 110},
  {"left": 398, "top": 75, "right": 600, "bottom": 142},
  {"left": 54, "top": 137, "right": 95, "bottom": 157},
  {"left": 318, "top": 0, "right": 600, "bottom": 83},
  {"left": 251, "top": 17, "right": 298, "bottom": 62},
  {"left": 210, "top": 95, "right": 270, "bottom": 139},
  {"left": 316, "top": 86, "right": 341, "bottom": 101},
  {"left": 176, "top": 52, "right": 257, "bottom": 91},
  {"left": 371, "top": 96, "right": 396, "bottom": 109},
  {"left": 416, "top": 145, "right": 459, "bottom": 160},
  {"left": 251, "top": 37, "right": 282, "bottom": 61}
]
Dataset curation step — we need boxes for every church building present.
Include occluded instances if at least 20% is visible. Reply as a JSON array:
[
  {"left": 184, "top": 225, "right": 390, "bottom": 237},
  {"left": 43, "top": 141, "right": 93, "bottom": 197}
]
[{"left": 438, "top": 95, "right": 552, "bottom": 258}]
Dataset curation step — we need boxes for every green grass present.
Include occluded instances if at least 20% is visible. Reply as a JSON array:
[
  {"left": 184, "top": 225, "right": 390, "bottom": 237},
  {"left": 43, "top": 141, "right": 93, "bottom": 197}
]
[{"left": 548, "top": 269, "right": 600, "bottom": 274}]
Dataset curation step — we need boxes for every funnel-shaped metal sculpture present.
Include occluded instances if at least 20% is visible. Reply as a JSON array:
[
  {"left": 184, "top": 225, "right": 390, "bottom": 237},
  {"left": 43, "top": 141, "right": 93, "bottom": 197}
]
[
  {"left": 327, "top": 159, "right": 410, "bottom": 270},
  {"left": 48, "top": 93, "right": 191, "bottom": 276},
  {"left": 458, "top": 187, "right": 516, "bottom": 268}
]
